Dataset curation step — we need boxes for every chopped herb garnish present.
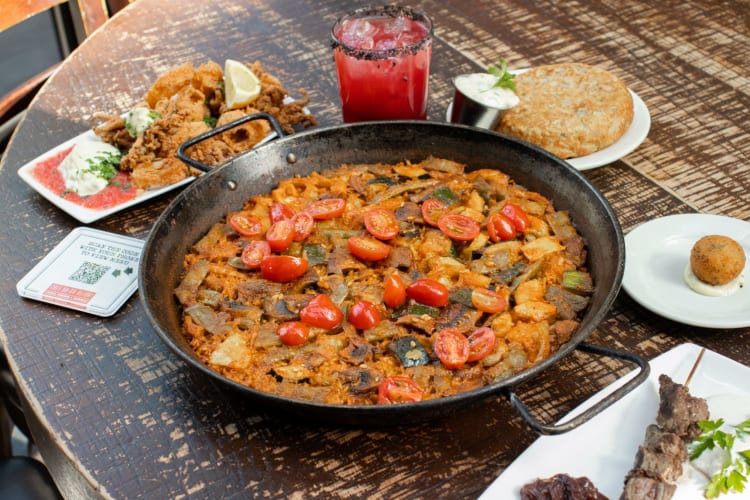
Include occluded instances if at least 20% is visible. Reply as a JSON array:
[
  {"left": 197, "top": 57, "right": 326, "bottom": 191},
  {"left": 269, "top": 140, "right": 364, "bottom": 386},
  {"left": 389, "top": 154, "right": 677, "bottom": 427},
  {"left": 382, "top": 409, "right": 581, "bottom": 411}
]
[
  {"left": 84, "top": 151, "right": 121, "bottom": 181},
  {"left": 125, "top": 108, "right": 161, "bottom": 137},
  {"left": 487, "top": 59, "right": 516, "bottom": 91},
  {"left": 109, "top": 180, "right": 131, "bottom": 189},
  {"left": 690, "top": 418, "right": 750, "bottom": 498},
  {"left": 203, "top": 116, "right": 218, "bottom": 128},
  {"left": 125, "top": 120, "right": 138, "bottom": 137}
]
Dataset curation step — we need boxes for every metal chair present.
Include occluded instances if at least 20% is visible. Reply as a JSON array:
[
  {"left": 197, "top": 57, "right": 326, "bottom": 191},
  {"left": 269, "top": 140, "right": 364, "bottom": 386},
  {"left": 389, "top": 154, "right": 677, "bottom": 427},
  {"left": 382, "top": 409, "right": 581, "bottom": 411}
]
[
  {"left": 0, "top": 349, "right": 64, "bottom": 499},
  {"left": 0, "top": 4, "right": 133, "bottom": 494}
]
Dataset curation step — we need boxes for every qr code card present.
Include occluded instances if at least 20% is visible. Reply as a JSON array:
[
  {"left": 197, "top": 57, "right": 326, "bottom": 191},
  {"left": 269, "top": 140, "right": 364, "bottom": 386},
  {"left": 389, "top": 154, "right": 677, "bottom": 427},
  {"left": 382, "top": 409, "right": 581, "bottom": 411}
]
[{"left": 16, "top": 227, "right": 144, "bottom": 317}]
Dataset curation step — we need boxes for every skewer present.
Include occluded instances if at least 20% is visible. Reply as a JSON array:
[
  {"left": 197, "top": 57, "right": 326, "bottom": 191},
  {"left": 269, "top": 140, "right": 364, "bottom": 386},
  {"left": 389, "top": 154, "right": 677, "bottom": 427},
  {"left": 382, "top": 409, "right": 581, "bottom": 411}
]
[{"left": 683, "top": 347, "right": 706, "bottom": 387}]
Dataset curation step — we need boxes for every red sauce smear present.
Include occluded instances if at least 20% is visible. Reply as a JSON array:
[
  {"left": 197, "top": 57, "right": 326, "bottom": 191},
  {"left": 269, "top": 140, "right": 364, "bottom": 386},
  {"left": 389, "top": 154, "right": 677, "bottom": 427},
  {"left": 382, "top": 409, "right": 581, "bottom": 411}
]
[{"left": 31, "top": 145, "right": 137, "bottom": 210}]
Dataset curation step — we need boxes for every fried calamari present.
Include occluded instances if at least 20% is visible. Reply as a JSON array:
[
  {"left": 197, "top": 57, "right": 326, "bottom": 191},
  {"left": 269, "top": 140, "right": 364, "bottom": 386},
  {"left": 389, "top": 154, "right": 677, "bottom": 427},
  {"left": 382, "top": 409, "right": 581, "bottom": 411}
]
[{"left": 91, "top": 60, "right": 316, "bottom": 190}]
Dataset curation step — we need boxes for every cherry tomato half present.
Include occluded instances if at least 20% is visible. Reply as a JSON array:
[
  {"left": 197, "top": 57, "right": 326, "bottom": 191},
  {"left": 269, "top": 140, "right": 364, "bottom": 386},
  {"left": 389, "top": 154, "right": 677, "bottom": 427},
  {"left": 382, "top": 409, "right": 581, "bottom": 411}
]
[
  {"left": 260, "top": 255, "right": 308, "bottom": 283},
  {"left": 348, "top": 236, "right": 391, "bottom": 261},
  {"left": 433, "top": 328, "right": 470, "bottom": 370},
  {"left": 277, "top": 321, "right": 309, "bottom": 346},
  {"left": 406, "top": 279, "right": 449, "bottom": 308},
  {"left": 471, "top": 288, "right": 507, "bottom": 314},
  {"left": 500, "top": 203, "right": 530, "bottom": 233},
  {"left": 229, "top": 213, "right": 263, "bottom": 237},
  {"left": 466, "top": 327, "right": 496, "bottom": 363},
  {"left": 305, "top": 198, "right": 346, "bottom": 220},
  {"left": 487, "top": 212, "right": 517, "bottom": 242},
  {"left": 364, "top": 207, "right": 399, "bottom": 240},
  {"left": 383, "top": 274, "right": 407, "bottom": 309},
  {"left": 265, "top": 219, "right": 294, "bottom": 252},
  {"left": 299, "top": 294, "right": 343, "bottom": 330},
  {"left": 378, "top": 376, "right": 424, "bottom": 404},
  {"left": 241, "top": 240, "right": 271, "bottom": 269},
  {"left": 348, "top": 300, "right": 381, "bottom": 330},
  {"left": 437, "top": 213, "right": 481, "bottom": 241},
  {"left": 269, "top": 202, "right": 295, "bottom": 223},
  {"left": 421, "top": 198, "right": 446, "bottom": 227},
  {"left": 291, "top": 211, "right": 314, "bottom": 242}
]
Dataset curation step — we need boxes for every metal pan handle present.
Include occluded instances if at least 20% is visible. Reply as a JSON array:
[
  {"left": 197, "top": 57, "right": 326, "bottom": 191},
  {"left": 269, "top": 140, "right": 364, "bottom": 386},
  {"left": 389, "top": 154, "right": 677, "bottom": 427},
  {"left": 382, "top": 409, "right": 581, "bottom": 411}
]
[
  {"left": 176, "top": 112, "right": 287, "bottom": 172},
  {"left": 504, "top": 342, "right": 650, "bottom": 435}
]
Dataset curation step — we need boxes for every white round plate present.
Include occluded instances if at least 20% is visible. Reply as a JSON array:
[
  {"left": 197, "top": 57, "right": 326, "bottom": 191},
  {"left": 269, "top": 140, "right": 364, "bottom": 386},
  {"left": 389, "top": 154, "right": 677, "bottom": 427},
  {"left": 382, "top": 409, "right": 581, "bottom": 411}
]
[
  {"left": 623, "top": 214, "right": 750, "bottom": 328},
  {"left": 445, "top": 74, "right": 650, "bottom": 171}
]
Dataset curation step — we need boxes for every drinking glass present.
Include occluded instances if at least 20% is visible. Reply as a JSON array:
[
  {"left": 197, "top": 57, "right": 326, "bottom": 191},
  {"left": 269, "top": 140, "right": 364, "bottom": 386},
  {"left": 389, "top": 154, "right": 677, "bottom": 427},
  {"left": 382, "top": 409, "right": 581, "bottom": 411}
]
[{"left": 331, "top": 5, "right": 433, "bottom": 122}]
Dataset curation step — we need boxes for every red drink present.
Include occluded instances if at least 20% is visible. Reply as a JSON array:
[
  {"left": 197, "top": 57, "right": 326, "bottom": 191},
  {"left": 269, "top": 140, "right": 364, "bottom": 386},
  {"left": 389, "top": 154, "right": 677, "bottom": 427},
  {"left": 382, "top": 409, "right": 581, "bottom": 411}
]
[{"left": 332, "top": 5, "right": 433, "bottom": 122}]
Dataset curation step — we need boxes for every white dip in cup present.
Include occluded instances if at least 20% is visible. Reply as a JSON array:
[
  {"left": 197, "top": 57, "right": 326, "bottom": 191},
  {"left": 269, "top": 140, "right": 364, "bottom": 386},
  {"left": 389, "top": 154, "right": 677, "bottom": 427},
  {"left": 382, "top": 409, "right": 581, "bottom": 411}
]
[{"left": 450, "top": 73, "right": 519, "bottom": 129}]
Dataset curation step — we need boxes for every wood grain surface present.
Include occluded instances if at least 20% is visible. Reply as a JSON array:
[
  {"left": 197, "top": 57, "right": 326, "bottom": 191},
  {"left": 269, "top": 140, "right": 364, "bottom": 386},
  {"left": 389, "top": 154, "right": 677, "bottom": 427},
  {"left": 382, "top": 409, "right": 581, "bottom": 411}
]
[{"left": 0, "top": 0, "right": 748, "bottom": 498}]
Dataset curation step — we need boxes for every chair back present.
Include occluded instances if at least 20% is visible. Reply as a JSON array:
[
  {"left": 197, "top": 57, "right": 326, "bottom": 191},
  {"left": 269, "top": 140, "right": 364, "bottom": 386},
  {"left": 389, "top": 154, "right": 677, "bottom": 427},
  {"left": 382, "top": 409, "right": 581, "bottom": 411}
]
[
  {"left": 0, "top": 1, "right": 134, "bottom": 150},
  {"left": 0, "top": 1, "right": 112, "bottom": 36}
]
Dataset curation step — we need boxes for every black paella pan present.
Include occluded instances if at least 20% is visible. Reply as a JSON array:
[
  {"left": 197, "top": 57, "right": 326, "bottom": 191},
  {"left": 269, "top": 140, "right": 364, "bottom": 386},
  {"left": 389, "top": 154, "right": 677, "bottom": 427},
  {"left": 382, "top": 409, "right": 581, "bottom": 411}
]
[{"left": 139, "top": 115, "right": 648, "bottom": 434}]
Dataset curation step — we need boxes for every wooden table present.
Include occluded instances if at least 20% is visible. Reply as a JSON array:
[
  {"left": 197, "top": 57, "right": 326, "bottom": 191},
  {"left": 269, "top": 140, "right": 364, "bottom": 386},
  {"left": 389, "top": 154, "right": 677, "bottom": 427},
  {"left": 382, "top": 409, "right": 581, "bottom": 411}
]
[{"left": 1, "top": 0, "right": 748, "bottom": 498}]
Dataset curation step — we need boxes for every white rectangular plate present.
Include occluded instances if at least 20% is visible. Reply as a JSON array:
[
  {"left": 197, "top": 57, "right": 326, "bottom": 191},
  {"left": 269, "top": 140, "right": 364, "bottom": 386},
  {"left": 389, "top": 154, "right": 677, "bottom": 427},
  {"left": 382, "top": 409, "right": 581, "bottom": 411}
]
[
  {"left": 17, "top": 128, "right": 196, "bottom": 224},
  {"left": 479, "top": 343, "right": 750, "bottom": 499}
]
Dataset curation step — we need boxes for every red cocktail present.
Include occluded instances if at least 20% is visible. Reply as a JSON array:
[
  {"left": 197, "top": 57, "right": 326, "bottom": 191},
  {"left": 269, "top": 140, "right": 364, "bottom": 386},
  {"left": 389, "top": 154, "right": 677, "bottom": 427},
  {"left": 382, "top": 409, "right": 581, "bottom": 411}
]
[{"left": 331, "top": 5, "right": 433, "bottom": 122}]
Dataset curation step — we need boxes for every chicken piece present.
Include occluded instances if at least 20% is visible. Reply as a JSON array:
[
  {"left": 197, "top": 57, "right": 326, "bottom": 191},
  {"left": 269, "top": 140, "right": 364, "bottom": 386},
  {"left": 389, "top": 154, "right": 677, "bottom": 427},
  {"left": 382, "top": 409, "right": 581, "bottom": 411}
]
[
  {"left": 170, "top": 86, "right": 210, "bottom": 122},
  {"left": 174, "top": 259, "right": 210, "bottom": 307},
  {"left": 504, "top": 321, "right": 551, "bottom": 365},
  {"left": 192, "top": 60, "right": 223, "bottom": 110},
  {"left": 90, "top": 112, "right": 134, "bottom": 149},
  {"left": 191, "top": 223, "right": 234, "bottom": 258},
  {"left": 163, "top": 118, "right": 212, "bottom": 154},
  {"left": 120, "top": 114, "right": 209, "bottom": 181},
  {"left": 188, "top": 136, "right": 236, "bottom": 168},
  {"left": 551, "top": 319, "right": 580, "bottom": 343},
  {"left": 521, "top": 236, "right": 564, "bottom": 261},
  {"left": 416, "top": 229, "right": 453, "bottom": 266},
  {"left": 210, "top": 333, "right": 253, "bottom": 369},
  {"left": 129, "top": 157, "right": 191, "bottom": 190},
  {"left": 145, "top": 62, "right": 196, "bottom": 108},
  {"left": 514, "top": 278, "right": 547, "bottom": 304},
  {"left": 217, "top": 108, "right": 271, "bottom": 153},
  {"left": 513, "top": 301, "right": 557, "bottom": 323}
]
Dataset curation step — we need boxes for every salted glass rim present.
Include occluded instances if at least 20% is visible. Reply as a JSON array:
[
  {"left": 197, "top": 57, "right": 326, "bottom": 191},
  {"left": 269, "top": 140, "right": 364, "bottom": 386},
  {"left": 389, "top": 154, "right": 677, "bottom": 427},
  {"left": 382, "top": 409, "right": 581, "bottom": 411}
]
[{"left": 330, "top": 4, "right": 433, "bottom": 60}]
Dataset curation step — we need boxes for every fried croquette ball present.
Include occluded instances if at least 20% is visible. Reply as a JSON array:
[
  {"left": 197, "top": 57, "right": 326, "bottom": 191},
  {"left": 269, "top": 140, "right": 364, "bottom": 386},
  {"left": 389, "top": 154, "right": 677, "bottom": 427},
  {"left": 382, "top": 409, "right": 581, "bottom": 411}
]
[{"left": 689, "top": 235, "right": 746, "bottom": 285}]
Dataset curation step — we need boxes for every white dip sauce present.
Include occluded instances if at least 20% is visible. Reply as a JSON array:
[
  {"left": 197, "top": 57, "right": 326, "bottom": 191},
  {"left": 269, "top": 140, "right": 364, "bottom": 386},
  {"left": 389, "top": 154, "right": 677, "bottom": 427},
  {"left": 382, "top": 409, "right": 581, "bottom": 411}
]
[
  {"left": 675, "top": 394, "right": 750, "bottom": 499},
  {"left": 683, "top": 263, "right": 744, "bottom": 297},
  {"left": 58, "top": 141, "right": 121, "bottom": 196},
  {"left": 454, "top": 73, "right": 519, "bottom": 109},
  {"left": 125, "top": 106, "right": 158, "bottom": 136}
]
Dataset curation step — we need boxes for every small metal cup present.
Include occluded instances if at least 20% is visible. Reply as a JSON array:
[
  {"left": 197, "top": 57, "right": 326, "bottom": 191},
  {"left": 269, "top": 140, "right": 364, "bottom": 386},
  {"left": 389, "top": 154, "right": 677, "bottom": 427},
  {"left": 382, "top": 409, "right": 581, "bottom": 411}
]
[{"left": 449, "top": 77, "right": 509, "bottom": 130}]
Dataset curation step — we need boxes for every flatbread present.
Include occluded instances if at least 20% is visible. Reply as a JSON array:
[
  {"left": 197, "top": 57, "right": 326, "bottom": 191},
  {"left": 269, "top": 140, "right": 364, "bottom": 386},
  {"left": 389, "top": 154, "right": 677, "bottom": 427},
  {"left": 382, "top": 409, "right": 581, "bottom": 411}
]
[{"left": 496, "top": 63, "right": 634, "bottom": 159}]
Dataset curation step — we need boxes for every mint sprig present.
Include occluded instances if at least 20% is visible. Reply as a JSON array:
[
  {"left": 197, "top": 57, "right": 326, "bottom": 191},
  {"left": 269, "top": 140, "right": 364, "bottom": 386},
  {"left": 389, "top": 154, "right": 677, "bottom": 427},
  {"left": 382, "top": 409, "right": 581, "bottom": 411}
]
[
  {"left": 690, "top": 418, "right": 750, "bottom": 498},
  {"left": 487, "top": 59, "right": 516, "bottom": 91}
]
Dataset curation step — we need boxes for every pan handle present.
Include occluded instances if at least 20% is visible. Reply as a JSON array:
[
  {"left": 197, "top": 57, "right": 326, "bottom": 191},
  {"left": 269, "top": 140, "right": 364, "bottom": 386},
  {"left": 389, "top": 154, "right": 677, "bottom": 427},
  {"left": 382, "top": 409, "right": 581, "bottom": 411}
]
[
  {"left": 504, "top": 342, "right": 650, "bottom": 435},
  {"left": 176, "top": 112, "right": 287, "bottom": 172}
]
